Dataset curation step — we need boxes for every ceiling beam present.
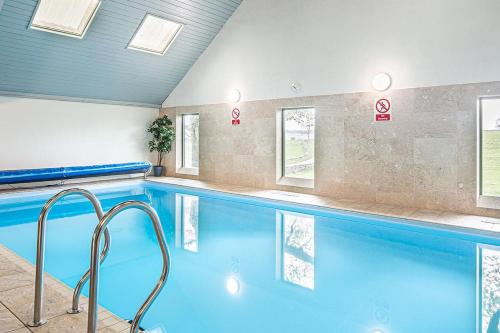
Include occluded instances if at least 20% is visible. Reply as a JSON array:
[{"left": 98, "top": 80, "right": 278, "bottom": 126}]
[{"left": 0, "top": 91, "right": 161, "bottom": 109}]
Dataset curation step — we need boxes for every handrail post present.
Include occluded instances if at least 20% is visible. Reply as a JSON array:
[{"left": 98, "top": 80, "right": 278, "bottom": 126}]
[
  {"left": 27, "top": 188, "right": 110, "bottom": 327},
  {"left": 87, "top": 201, "right": 170, "bottom": 333}
]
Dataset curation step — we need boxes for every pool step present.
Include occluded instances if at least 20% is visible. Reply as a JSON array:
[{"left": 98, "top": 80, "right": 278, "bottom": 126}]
[{"left": 127, "top": 320, "right": 146, "bottom": 331}]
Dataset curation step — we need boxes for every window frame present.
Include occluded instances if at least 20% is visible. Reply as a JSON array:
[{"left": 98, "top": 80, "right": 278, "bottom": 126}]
[
  {"left": 29, "top": 0, "right": 102, "bottom": 39},
  {"left": 176, "top": 113, "right": 199, "bottom": 176},
  {"left": 276, "top": 107, "right": 316, "bottom": 189},
  {"left": 477, "top": 96, "right": 500, "bottom": 209},
  {"left": 127, "top": 13, "right": 184, "bottom": 56}
]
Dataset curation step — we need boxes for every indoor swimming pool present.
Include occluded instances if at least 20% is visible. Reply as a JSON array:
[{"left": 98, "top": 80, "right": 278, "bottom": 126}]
[{"left": 0, "top": 181, "right": 499, "bottom": 333}]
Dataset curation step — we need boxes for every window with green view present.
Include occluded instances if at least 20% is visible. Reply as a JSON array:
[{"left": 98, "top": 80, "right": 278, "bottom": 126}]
[
  {"left": 182, "top": 114, "right": 199, "bottom": 169},
  {"left": 282, "top": 108, "right": 315, "bottom": 180},
  {"left": 480, "top": 98, "right": 500, "bottom": 197}
]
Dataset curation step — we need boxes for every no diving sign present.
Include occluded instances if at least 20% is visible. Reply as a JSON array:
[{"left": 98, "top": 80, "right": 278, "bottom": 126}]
[
  {"left": 231, "top": 107, "right": 240, "bottom": 125},
  {"left": 374, "top": 98, "right": 391, "bottom": 122}
]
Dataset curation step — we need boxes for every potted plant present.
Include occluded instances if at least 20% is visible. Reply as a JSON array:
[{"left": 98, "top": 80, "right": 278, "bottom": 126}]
[{"left": 147, "top": 115, "right": 175, "bottom": 177}]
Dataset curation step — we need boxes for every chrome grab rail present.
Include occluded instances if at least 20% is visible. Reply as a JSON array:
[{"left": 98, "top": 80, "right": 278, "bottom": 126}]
[
  {"left": 28, "top": 188, "right": 111, "bottom": 327},
  {"left": 69, "top": 227, "right": 111, "bottom": 314},
  {"left": 87, "top": 201, "right": 170, "bottom": 333}
]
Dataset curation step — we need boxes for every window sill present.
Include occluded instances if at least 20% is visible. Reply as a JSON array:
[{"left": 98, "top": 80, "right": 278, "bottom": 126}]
[
  {"left": 277, "top": 177, "right": 314, "bottom": 189},
  {"left": 176, "top": 167, "right": 199, "bottom": 176},
  {"left": 477, "top": 195, "right": 500, "bottom": 210}
]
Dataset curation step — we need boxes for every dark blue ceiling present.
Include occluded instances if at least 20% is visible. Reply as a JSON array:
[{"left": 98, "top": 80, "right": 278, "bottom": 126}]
[{"left": 0, "top": 0, "right": 241, "bottom": 107}]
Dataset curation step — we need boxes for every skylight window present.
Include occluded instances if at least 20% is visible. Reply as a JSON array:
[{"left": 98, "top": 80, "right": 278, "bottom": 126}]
[
  {"left": 128, "top": 14, "right": 183, "bottom": 56},
  {"left": 30, "top": 0, "right": 101, "bottom": 38}
]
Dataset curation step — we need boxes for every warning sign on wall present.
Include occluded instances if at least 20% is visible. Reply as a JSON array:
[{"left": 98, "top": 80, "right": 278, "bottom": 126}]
[
  {"left": 374, "top": 98, "right": 391, "bottom": 122},
  {"left": 231, "top": 107, "right": 241, "bottom": 125}
]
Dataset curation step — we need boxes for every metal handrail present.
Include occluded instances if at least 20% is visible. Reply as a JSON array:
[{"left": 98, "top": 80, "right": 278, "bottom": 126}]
[
  {"left": 27, "top": 188, "right": 111, "bottom": 327},
  {"left": 87, "top": 201, "right": 170, "bottom": 333}
]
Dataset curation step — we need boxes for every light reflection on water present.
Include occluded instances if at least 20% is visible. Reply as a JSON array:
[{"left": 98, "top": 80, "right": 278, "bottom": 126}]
[{"left": 276, "top": 210, "right": 315, "bottom": 290}]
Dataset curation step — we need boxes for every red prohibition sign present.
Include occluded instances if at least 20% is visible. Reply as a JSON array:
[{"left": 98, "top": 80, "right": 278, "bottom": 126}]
[
  {"left": 376, "top": 99, "right": 391, "bottom": 114},
  {"left": 232, "top": 108, "right": 240, "bottom": 120}
]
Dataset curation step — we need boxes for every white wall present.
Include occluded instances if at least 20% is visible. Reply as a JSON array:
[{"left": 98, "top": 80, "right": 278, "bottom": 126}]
[
  {"left": 0, "top": 96, "right": 158, "bottom": 170},
  {"left": 164, "top": 0, "right": 500, "bottom": 107}
]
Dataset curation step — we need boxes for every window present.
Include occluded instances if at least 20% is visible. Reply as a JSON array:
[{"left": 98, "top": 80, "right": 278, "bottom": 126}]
[
  {"left": 182, "top": 114, "right": 199, "bottom": 170},
  {"left": 128, "top": 14, "right": 183, "bottom": 56},
  {"left": 278, "top": 108, "right": 315, "bottom": 187},
  {"left": 276, "top": 211, "right": 315, "bottom": 290},
  {"left": 30, "top": 0, "right": 101, "bottom": 38},
  {"left": 479, "top": 98, "right": 500, "bottom": 207}
]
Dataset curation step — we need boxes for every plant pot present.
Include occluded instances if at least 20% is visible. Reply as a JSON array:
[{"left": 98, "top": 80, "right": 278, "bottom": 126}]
[{"left": 153, "top": 166, "right": 164, "bottom": 177}]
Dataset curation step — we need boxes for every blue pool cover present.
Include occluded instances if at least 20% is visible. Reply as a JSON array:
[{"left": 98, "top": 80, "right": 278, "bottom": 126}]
[{"left": 0, "top": 162, "right": 151, "bottom": 185}]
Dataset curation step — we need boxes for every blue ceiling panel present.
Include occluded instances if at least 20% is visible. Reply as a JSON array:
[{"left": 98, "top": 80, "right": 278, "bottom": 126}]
[{"left": 0, "top": 0, "right": 241, "bottom": 106}]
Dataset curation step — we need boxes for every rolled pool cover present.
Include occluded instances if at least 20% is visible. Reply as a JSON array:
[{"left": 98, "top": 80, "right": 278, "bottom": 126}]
[{"left": 0, "top": 162, "right": 152, "bottom": 185}]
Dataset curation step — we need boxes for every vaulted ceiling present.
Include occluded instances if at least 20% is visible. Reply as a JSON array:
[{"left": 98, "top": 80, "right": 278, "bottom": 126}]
[{"left": 0, "top": 0, "right": 241, "bottom": 107}]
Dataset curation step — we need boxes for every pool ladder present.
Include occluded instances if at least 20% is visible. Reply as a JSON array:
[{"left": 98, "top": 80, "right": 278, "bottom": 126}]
[{"left": 27, "top": 188, "right": 171, "bottom": 333}]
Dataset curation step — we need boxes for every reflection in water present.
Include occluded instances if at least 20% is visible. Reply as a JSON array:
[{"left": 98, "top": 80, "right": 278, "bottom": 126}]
[
  {"left": 175, "top": 194, "right": 199, "bottom": 253},
  {"left": 479, "top": 245, "right": 500, "bottom": 333},
  {"left": 226, "top": 276, "right": 241, "bottom": 295},
  {"left": 276, "top": 210, "right": 315, "bottom": 290}
]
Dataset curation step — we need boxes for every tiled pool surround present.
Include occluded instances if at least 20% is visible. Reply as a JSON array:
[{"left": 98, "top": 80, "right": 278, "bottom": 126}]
[{"left": 0, "top": 244, "right": 131, "bottom": 333}]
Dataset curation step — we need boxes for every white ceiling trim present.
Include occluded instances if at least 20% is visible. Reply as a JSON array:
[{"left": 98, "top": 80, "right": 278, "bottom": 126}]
[{"left": 0, "top": 90, "right": 161, "bottom": 109}]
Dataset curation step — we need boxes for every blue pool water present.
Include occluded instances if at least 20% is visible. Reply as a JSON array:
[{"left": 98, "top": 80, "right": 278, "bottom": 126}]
[{"left": 0, "top": 181, "right": 499, "bottom": 333}]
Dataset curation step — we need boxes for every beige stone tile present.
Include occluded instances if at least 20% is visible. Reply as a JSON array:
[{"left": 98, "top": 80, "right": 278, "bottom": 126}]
[
  {"left": 28, "top": 312, "right": 88, "bottom": 333},
  {"left": 0, "top": 272, "right": 34, "bottom": 292},
  {"left": 414, "top": 138, "right": 458, "bottom": 166},
  {"left": 408, "top": 209, "right": 444, "bottom": 222},
  {"left": 375, "top": 190, "right": 415, "bottom": 208},
  {"left": 316, "top": 180, "right": 345, "bottom": 198},
  {"left": 413, "top": 111, "right": 458, "bottom": 138},
  {"left": 344, "top": 137, "right": 377, "bottom": 162},
  {"left": 414, "top": 189, "right": 459, "bottom": 212},
  {"left": 343, "top": 160, "right": 378, "bottom": 185},
  {"left": 0, "top": 259, "right": 26, "bottom": 278},
  {"left": 375, "top": 162, "right": 415, "bottom": 193},
  {"left": 413, "top": 84, "right": 462, "bottom": 113},
  {"left": 10, "top": 329, "right": 31, "bottom": 333},
  {"left": 414, "top": 164, "right": 458, "bottom": 192},
  {"left": 0, "top": 284, "right": 71, "bottom": 324},
  {"left": 0, "top": 303, "right": 24, "bottom": 333},
  {"left": 104, "top": 320, "right": 131, "bottom": 331}
]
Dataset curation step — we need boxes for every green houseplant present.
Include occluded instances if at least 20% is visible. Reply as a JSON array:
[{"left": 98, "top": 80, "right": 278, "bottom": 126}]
[{"left": 147, "top": 115, "right": 175, "bottom": 177}]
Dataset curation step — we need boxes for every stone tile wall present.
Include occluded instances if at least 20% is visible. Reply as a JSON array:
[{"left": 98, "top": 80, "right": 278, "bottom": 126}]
[{"left": 161, "top": 82, "right": 500, "bottom": 217}]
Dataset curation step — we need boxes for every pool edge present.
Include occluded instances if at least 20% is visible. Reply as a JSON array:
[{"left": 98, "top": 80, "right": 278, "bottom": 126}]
[
  {"left": 145, "top": 177, "right": 500, "bottom": 238},
  {"left": 0, "top": 243, "right": 132, "bottom": 332}
]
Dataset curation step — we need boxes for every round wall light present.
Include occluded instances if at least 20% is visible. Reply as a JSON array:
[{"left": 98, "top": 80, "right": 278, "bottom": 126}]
[
  {"left": 226, "top": 277, "right": 240, "bottom": 295},
  {"left": 228, "top": 88, "right": 241, "bottom": 103},
  {"left": 372, "top": 72, "right": 392, "bottom": 92}
]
